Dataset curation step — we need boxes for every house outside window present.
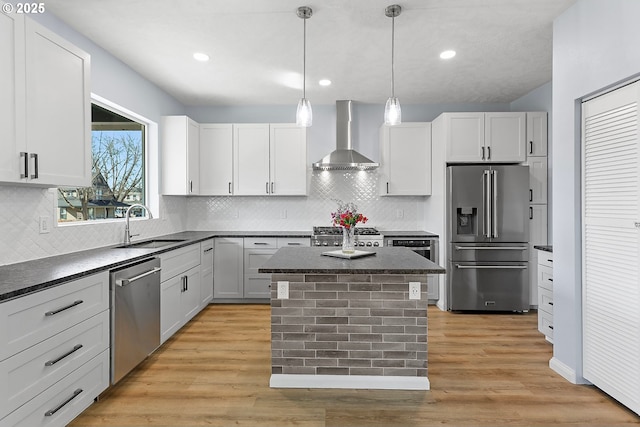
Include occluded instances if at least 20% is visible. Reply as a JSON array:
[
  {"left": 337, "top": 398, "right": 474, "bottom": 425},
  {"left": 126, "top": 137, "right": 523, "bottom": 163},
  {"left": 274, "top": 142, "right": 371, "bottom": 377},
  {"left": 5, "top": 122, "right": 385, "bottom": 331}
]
[{"left": 58, "top": 103, "right": 146, "bottom": 223}]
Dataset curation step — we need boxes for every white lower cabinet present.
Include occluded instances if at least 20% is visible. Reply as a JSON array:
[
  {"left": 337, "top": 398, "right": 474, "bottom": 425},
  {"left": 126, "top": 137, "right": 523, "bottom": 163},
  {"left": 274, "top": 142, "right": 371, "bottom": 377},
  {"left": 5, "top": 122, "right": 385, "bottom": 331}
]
[
  {"left": 537, "top": 250, "right": 554, "bottom": 342},
  {"left": 243, "top": 238, "right": 278, "bottom": 299},
  {"left": 214, "top": 236, "right": 310, "bottom": 301},
  {"left": 200, "top": 239, "right": 214, "bottom": 307},
  {"left": 1, "top": 349, "right": 109, "bottom": 427},
  {"left": 213, "top": 238, "right": 244, "bottom": 300},
  {"left": 159, "top": 244, "right": 202, "bottom": 344},
  {"left": 0, "top": 272, "right": 109, "bottom": 426}
]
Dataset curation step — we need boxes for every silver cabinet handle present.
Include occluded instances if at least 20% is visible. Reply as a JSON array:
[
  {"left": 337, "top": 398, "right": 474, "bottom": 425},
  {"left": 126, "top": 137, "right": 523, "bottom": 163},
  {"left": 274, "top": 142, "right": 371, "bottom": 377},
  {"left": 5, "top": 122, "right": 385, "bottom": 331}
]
[
  {"left": 20, "top": 152, "right": 28, "bottom": 178},
  {"left": 455, "top": 264, "right": 527, "bottom": 269},
  {"left": 454, "top": 246, "right": 527, "bottom": 250},
  {"left": 253, "top": 242, "right": 269, "bottom": 245},
  {"left": 481, "top": 146, "right": 485, "bottom": 160},
  {"left": 487, "top": 146, "right": 491, "bottom": 160},
  {"left": 530, "top": 207, "right": 533, "bottom": 219},
  {"left": 266, "top": 182, "right": 269, "bottom": 194},
  {"left": 271, "top": 182, "right": 274, "bottom": 194},
  {"left": 190, "top": 180, "right": 193, "bottom": 193},
  {"left": 116, "top": 267, "right": 162, "bottom": 287},
  {"left": 45, "top": 300, "right": 83, "bottom": 316},
  {"left": 287, "top": 242, "right": 302, "bottom": 246},
  {"left": 30, "top": 153, "right": 39, "bottom": 179},
  {"left": 228, "top": 182, "right": 232, "bottom": 194},
  {"left": 44, "top": 389, "right": 83, "bottom": 417},
  {"left": 45, "top": 344, "right": 83, "bottom": 366},
  {"left": 529, "top": 141, "right": 533, "bottom": 154},
  {"left": 203, "top": 247, "right": 213, "bottom": 253},
  {"left": 386, "top": 182, "right": 390, "bottom": 194}
]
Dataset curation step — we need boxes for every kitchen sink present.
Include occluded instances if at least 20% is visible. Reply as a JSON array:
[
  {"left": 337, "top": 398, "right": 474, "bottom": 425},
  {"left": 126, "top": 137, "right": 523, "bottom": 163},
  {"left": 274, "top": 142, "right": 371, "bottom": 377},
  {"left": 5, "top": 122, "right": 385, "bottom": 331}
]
[{"left": 115, "top": 239, "right": 186, "bottom": 249}]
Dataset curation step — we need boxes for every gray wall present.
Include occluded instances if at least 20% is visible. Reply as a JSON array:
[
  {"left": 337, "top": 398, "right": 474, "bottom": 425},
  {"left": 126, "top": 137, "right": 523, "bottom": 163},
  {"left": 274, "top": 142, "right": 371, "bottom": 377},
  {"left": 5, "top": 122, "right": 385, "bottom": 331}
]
[{"left": 552, "top": 0, "right": 640, "bottom": 383}]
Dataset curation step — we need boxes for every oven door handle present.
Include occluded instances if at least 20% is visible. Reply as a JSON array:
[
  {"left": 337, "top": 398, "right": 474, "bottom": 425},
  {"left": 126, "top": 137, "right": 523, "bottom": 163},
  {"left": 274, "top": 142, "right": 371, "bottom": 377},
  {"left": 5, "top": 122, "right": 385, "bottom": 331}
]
[
  {"left": 454, "top": 246, "right": 527, "bottom": 251},
  {"left": 455, "top": 264, "right": 527, "bottom": 269}
]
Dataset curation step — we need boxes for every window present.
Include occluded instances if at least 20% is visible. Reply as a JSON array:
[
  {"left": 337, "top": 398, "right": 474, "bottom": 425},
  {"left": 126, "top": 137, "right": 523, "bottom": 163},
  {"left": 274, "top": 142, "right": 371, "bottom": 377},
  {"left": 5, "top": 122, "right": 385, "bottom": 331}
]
[{"left": 58, "top": 103, "right": 147, "bottom": 223}]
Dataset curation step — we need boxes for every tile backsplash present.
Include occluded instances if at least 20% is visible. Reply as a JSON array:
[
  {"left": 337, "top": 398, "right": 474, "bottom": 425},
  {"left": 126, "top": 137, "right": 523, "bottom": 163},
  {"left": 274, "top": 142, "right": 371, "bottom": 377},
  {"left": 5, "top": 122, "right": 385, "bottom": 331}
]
[
  {"left": 1, "top": 170, "right": 426, "bottom": 265},
  {"left": 0, "top": 186, "right": 186, "bottom": 266},
  {"left": 187, "top": 170, "right": 425, "bottom": 231}
]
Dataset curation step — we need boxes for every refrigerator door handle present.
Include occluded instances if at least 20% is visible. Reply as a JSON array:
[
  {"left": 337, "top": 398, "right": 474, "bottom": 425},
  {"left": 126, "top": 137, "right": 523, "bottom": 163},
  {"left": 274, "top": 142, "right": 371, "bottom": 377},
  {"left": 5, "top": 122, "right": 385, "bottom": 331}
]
[
  {"left": 492, "top": 170, "right": 498, "bottom": 238},
  {"left": 455, "top": 264, "right": 527, "bottom": 270},
  {"left": 483, "top": 170, "right": 491, "bottom": 238}
]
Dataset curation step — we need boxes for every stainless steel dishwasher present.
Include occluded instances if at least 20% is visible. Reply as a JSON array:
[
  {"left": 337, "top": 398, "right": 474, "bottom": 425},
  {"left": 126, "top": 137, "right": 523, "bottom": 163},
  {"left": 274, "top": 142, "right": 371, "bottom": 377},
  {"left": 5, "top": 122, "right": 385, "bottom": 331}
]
[{"left": 110, "top": 257, "right": 162, "bottom": 384}]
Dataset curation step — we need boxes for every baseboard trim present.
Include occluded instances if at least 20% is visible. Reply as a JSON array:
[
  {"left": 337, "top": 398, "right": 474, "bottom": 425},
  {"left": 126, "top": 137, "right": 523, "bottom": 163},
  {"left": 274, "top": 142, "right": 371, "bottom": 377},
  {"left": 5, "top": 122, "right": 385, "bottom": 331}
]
[
  {"left": 270, "top": 374, "right": 430, "bottom": 390},
  {"left": 549, "top": 357, "right": 578, "bottom": 384}
]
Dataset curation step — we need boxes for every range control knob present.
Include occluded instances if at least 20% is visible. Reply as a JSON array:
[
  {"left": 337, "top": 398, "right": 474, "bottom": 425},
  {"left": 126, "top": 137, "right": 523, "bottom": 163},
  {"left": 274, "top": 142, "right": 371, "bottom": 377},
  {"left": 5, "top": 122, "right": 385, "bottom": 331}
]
[
  {"left": 373, "top": 242, "right": 380, "bottom": 247},
  {"left": 322, "top": 242, "right": 329, "bottom": 246},
  {"left": 366, "top": 242, "right": 373, "bottom": 247},
  {"left": 358, "top": 242, "right": 365, "bottom": 247},
  {"left": 334, "top": 242, "right": 340, "bottom": 246},
  {"left": 314, "top": 241, "right": 321, "bottom": 246}
]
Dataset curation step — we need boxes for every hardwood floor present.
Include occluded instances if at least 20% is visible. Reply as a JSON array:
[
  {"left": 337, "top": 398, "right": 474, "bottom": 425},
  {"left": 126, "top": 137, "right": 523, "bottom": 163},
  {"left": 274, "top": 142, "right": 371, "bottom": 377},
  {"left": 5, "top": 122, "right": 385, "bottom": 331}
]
[{"left": 69, "top": 305, "right": 639, "bottom": 426}]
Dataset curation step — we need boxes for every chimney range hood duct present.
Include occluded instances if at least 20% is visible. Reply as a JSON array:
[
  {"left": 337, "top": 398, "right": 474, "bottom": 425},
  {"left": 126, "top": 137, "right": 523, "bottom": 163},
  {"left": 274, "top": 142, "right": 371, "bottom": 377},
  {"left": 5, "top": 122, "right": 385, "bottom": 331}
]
[{"left": 312, "top": 100, "right": 379, "bottom": 170}]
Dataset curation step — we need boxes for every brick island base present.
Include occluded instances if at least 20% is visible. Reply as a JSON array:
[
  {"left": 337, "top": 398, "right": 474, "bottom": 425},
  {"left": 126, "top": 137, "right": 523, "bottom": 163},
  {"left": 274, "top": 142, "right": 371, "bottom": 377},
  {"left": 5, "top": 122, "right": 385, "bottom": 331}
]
[{"left": 269, "top": 273, "right": 430, "bottom": 390}]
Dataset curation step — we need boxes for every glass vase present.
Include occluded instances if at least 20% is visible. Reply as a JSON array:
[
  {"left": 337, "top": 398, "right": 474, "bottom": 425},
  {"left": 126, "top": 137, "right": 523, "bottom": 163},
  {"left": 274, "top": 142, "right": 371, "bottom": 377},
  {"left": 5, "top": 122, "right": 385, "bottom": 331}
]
[{"left": 342, "top": 227, "right": 355, "bottom": 254}]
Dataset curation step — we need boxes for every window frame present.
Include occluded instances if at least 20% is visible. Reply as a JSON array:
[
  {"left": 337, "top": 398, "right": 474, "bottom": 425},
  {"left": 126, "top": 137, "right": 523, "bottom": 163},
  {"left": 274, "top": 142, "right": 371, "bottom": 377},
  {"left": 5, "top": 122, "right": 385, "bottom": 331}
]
[{"left": 56, "top": 94, "right": 159, "bottom": 227}]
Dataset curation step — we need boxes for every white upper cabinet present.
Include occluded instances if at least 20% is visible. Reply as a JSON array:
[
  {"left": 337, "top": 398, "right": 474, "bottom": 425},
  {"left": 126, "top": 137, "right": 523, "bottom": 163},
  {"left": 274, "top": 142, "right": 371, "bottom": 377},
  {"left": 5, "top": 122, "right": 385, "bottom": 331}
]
[
  {"left": 445, "top": 113, "right": 485, "bottom": 162},
  {"left": 0, "top": 13, "right": 91, "bottom": 187},
  {"left": 200, "top": 124, "right": 233, "bottom": 196},
  {"left": 380, "top": 122, "right": 432, "bottom": 196},
  {"left": 161, "top": 116, "right": 200, "bottom": 195},
  {"left": 484, "top": 112, "right": 526, "bottom": 162},
  {"left": 269, "top": 124, "right": 307, "bottom": 196},
  {"left": 526, "top": 112, "right": 548, "bottom": 157},
  {"left": 0, "top": 10, "right": 24, "bottom": 183},
  {"left": 234, "top": 123, "right": 307, "bottom": 196},
  {"left": 445, "top": 112, "right": 526, "bottom": 163},
  {"left": 234, "top": 124, "right": 271, "bottom": 195}
]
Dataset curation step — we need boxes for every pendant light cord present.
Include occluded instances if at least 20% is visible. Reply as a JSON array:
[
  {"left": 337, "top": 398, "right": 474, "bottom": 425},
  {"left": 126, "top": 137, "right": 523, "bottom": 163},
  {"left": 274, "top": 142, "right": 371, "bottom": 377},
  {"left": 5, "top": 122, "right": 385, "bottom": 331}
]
[
  {"left": 391, "top": 14, "right": 395, "bottom": 98},
  {"left": 303, "top": 16, "right": 307, "bottom": 99}
]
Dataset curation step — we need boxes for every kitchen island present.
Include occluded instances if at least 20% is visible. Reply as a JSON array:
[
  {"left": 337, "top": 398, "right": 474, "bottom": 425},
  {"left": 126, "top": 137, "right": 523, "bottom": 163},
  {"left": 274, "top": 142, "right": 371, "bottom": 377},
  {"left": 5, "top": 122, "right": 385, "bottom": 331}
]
[{"left": 259, "top": 246, "right": 445, "bottom": 390}]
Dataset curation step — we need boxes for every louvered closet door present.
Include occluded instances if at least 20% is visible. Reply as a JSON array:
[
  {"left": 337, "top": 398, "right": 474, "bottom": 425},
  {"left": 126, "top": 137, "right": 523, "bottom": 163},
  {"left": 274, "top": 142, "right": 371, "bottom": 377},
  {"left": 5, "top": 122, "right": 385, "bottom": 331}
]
[{"left": 582, "top": 80, "right": 640, "bottom": 415}]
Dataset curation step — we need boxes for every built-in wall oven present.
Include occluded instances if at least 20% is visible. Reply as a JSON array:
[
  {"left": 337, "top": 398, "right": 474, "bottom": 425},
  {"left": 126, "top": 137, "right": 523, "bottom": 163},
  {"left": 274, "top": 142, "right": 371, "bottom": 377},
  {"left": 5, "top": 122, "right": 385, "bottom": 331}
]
[{"left": 386, "top": 236, "right": 439, "bottom": 264}]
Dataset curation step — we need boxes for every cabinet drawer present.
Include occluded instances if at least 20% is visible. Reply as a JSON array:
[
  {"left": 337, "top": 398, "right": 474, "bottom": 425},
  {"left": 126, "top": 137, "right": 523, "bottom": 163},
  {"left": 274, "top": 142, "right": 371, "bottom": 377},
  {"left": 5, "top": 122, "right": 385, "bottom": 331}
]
[
  {"left": 0, "top": 272, "right": 109, "bottom": 362},
  {"left": 0, "top": 310, "right": 109, "bottom": 419},
  {"left": 1, "top": 349, "right": 109, "bottom": 427},
  {"left": 277, "top": 237, "right": 310, "bottom": 248},
  {"left": 538, "top": 287, "right": 553, "bottom": 315},
  {"left": 538, "top": 309, "right": 554, "bottom": 340},
  {"left": 537, "top": 251, "right": 553, "bottom": 269},
  {"left": 244, "top": 237, "right": 277, "bottom": 248},
  {"left": 538, "top": 264, "right": 553, "bottom": 291},
  {"left": 160, "top": 244, "right": 200, "bottom": 282}
]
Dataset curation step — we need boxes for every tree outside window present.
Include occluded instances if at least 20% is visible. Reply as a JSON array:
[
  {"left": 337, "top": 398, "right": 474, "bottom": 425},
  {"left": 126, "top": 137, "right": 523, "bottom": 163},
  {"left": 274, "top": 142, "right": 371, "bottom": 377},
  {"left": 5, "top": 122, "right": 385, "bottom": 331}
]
[{"left": 58, "top": 104, "right": 146, "bottom": 222}]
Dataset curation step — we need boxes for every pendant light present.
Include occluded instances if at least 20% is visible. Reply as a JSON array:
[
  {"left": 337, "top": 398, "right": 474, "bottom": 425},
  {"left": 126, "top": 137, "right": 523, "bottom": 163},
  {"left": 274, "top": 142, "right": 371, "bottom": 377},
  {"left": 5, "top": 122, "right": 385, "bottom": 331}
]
[
  {"left": 384, "top": 4, "right": 402, "bottom": 126},
  {"left": 296, "top": 6, "right": 313, "bottom": 127}
]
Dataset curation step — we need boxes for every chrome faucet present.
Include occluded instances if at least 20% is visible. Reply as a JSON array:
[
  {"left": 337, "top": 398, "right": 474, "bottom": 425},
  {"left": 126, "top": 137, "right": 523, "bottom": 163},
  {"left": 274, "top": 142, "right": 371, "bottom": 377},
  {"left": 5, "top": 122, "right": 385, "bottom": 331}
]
[{"left": 123, "top": 204, "right": 153, "bottom": 245}]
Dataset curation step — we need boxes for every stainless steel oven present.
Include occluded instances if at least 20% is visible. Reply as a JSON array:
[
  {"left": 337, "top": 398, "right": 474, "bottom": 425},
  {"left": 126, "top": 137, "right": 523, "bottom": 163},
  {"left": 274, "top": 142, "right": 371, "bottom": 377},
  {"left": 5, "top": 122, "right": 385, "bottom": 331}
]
[{"left": 386, "top": 237, "right": 438, "bottom": 263}]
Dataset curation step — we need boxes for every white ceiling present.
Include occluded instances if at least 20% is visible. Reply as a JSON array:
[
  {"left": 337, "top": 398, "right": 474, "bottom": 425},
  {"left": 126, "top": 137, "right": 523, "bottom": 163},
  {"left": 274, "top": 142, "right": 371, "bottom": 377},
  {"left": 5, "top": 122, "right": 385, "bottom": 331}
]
[{"left": 44, "top": 0, "right": 576, "bottom": 107}]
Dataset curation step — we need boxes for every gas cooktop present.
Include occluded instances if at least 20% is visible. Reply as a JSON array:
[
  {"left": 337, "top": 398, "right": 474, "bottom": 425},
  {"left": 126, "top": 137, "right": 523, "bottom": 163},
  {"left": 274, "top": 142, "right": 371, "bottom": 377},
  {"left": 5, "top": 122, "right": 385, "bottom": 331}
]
[
  {"left": 311, "top": 226, "right": 383, "bottom": 248},
  {"left": 312, "top": 226, "right": 380, "bottom": 236}
]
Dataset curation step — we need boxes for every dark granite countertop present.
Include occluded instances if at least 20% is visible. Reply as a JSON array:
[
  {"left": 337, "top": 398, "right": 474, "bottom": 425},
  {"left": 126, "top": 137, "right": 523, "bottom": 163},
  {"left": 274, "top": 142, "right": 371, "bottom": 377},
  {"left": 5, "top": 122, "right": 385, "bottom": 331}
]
[
  {"left": 259, "top": 247, "right": 446, "bottom": 275},
  {"left": 0, "top": 230, "right": 312, "bottom": 303},
  {"left": 379, "top": 230, "right": 439, "bottom": 238},
  {"left": 533, "top": 245, "right": 553, "bottom": 253}
]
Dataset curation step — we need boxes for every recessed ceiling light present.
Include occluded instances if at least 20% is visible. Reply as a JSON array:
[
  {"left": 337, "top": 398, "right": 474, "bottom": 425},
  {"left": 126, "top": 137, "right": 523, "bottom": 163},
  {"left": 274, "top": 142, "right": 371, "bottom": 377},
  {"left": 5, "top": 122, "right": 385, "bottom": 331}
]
[
  {"left": 319, "top": 79, "right": 331, "bottom": 86},
  {"left": 440, "top": 50, "right": 456, "bottom": 60},
  {"left": 193, "top": 52, "right": 210, "bottom": 62}
]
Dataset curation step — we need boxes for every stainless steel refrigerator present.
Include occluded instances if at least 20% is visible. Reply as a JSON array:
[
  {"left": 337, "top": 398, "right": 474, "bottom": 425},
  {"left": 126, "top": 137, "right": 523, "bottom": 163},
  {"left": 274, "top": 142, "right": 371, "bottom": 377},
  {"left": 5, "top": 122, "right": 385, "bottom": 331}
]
[{"left": 446, "top": 165, "right": 530, "bottom": 312}]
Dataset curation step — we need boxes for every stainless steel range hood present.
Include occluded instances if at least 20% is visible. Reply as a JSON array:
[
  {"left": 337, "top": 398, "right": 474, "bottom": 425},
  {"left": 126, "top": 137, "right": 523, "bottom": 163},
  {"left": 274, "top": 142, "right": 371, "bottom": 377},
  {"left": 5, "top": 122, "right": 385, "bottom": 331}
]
[{"left": 312, "top": 100, "right": 379, "bottom": 170}]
